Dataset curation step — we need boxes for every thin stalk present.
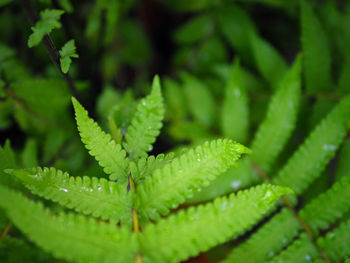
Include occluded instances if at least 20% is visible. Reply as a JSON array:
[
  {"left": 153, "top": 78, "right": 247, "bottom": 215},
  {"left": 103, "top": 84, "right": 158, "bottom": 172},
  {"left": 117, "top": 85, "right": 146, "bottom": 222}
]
[
  {"left": 129, "top": 176, "right": 142, "bottom": 263},
  {"left": 252, "top": 163, "right": 331, "bottom": 263},
  {"left": 19, "top": 0, "right": 80, "bottom": 99},
  {"left": 0, "top": 223, "right": 11, "bottom": 243}
]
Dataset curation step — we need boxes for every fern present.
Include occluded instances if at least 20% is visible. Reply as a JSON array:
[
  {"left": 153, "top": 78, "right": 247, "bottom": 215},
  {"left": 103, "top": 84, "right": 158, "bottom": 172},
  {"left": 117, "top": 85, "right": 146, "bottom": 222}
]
[
  {"left": 136, "top": 139, "right": 250, "bottom": 220},
  {"left": 249, "top": 31, "right": 287, "bottom": 86},
  {"left": 299, "top": 174, "right": 350, "bottom": 233},
  {"left": 221, "top": 59, "right": 249, "bottom": 143},
  {"left": 222, "top": 208, "right": 300, "bottom": 263},
  {"left": 301, "top": 0, "right": 332, "bottom": 93},
  {"left": 269, "top": 234, "right": 319, "bottom": 263},
  {"left": 72, "top": 97, "right": 129, "bottom": 183},
  {"left": 274, "top": 95, "right": 350, "bottom": 194},
  {"left": 59, "top": 39, "right": 78, "bottom": 73},
  {"left": 140, "top": 184, "right": 292, "bottom": 263},
  {"left": 6, "top": 167, "right": 132, "bottom": 225},
  {"left": 317, "top": 218, "right": 350, "bottom": 262},
  {"left": 27, "top": 9, "right": 64, "bottom": 48},
  {"left": 224, "top": 170, "right": 350, "bottom": 262},
  {"left": 0, "top": 185, "right": 137, "bottom": 263},
  {"left": 181, "top": 72, "right": 216, "bottom": 128},
  {"left": 250, "top": 55, "right": 301, "bottom": 173},
  {"left": 130, "top": 152, "right": 175, "bottom": 184},
  {"left": 123, "top": 75, "right": 164, "bottom": 160}
]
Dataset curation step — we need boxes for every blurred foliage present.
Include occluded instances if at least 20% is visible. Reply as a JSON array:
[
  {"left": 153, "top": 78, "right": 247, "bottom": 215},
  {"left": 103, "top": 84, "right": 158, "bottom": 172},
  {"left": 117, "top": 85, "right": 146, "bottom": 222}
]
[{"left": 0, "top": 0, "right": 350, "bottom": 262}]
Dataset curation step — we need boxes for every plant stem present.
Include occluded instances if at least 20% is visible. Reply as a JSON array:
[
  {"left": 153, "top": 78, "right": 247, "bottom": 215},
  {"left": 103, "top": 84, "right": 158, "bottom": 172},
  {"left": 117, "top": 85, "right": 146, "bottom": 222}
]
[
  {"left": 19, "top": 0, "right": 80, "bottom": 100},
  {"left": 0, "top": 223, "right": 11, "bottom": 243},
  {"left": 128, "top": 176, "right": 142, "bottom": 263},
  {"left": 252, "top": 163, "right": 331, "bottom": 263}
]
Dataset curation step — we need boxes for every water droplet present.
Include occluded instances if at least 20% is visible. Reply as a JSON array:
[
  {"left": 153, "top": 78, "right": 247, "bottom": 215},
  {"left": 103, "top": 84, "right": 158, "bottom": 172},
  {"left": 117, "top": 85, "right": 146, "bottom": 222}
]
[
  {"left": 234, "top": 89, "right": 240, "bottom": 96},
  {"left": 323, "top": 144, "right": 336, "bottom": 151},
  {"left": 269, "top": 251, "right": 274, "bottom": 257},
  {"left": 197, "top": 158, "right": 201, "bottom": 162},
  {"left": 230, "top": 181, "right": 241, "bottom": 189},
  {"left": 59, "top": 188, "right": 68, "bottom": 193},
  {"left": 305, "top": 255, "right": 311, "bottom": 261}
]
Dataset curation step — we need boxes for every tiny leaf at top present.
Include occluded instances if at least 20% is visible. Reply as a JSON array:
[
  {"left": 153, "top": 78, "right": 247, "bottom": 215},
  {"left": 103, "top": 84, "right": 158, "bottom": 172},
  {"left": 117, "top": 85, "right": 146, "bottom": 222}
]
[{"left": 123, "top": 75, "right": 165, "bottom": 160}]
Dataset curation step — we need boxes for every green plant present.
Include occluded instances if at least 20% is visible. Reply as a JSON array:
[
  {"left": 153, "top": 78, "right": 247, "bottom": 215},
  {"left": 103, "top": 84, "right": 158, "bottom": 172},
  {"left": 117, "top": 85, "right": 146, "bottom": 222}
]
[
  {"left": 1, "top": 0, "right": 350, "bottom": 262},
  {"left": 0, "top": 77, "right": 292, "bottom": 262}
]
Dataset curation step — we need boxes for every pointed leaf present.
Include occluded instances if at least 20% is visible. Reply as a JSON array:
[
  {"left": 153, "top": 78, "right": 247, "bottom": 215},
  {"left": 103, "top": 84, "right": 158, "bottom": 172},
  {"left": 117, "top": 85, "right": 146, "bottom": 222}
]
[
  {"left": 72, "top": 97, "right": 129, "bottom": 183},
  {"left": 123, "top": 75, "right": 164, "bottom": 160},
  {"left": 274, "top": 95, "right": 350, "bottom": 194},
  {"left": 7, "top": 167, "right": 132, "bottom": 225},
  {"left": 140, "top": 184, "right": 293, "bottom": 263},
  {"left": 136, "top": 139, "right": 250, "bottom": 220},
  {"left": 301, "top": 0, "right": 332, "bottom": 93},
  {"left": 251, "top": 56, "right": 302, "bottom": 173},
  {"left": 0, "top": 185, "right": 137, "bottom": 263},
  {"left": 221, "top": 59, "right": 249, "bottom": 143}
]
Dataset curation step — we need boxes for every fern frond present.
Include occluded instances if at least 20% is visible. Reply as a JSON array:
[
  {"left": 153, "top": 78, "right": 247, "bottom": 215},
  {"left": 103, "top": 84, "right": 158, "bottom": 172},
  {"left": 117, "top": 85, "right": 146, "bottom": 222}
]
[
  {"left": 6, "top": 167, "right": 132, "bottom": 225},
  {"left": 269, "top": 234, "right": 319, "bottom": 263},
  {"left": 335, "top": 139, "right": 350, "bottom": 180},
  {"left": 249, "top": 32, "right": 287, "bottom": 86},
  {"left": 0, "top": 185, "right": 137, "bottom": 263},
  {"left": 300, "top": 174, "right": 350, "bottom": 233},
  {"left": 274, "top": 95, "right": 350, "bottom": 194},
  {"left": 140, "top": 184, "right": 293, "bottom": 263},
  {"left": 250, "top": 56, "right": 301, "bottom": 173},
  {"left": 123, "top": 75, "right": 164, "bottom": 160},
  {"left": 221, "top": 59, "right": 249, "bottom": 143},
  {"left": 317, "top": 218, "right": 350, "bottom": 262},
  {"left": 181, "top": 72, "right": 216, "bottom": 128},
  {"left": 0, "top": 141, "right": 18, "bottom": 187},
  {"left": 136, "top": 139, "right": 250, "bottom": 220},
  {"left": 72, "top": 97, "right": 129, "bottom": 183},
  {"left": 223, "top": 208, "right": 300, "bottom": 263},
  {"left": 130, "top": 152, "right": 174, "bottom": 183},
  {"left": 301, "top": 0, "right": 332, "bottom": 93}
]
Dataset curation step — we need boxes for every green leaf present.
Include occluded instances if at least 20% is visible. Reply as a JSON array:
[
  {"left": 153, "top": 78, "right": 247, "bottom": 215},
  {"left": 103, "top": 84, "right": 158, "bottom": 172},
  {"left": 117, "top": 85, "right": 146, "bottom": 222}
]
[
  {"left": 28, "top": 9, "right": 64, "bottom": 48},
  {"left": 123, "top": 75, "right": 164, "bottom": 160},
  {"left": 130, "top": 152, "right": 174, "bottom": 184},
  {"left": 300, "top": 174, "right": 350, "bottom": 234},
  {"left": 221, "top": 59, "right": 249, "bottom": 143},
  {"left": 249, "top": 32, "right": 288, "bottom": 87},
  {"left": 274, "top": 95, "right": 350, "bottom": 194},
  {"left": 140, "top": 184, "right": 293, "bottom": 263},
  {"left": 0, "top": 185, "right": 137, "bottom": 263},
  {"left": 173, "top": 14, "right": 214, "bottom": 44},
  {"left": 136, "top": 139, "right": 250, "bottom": 220},
  {"left": 21, "top": 139, "right": 38, "bottom": 168},
  {"left": 72, "top": 97, "right": 129, "bottom": 183},
  {"left": 181, "top": 72, "right": 215, "bottom": 128},
  {"left": 0, "top": 141, "right": 18, "bottom": 187},
  {"left": 250, "top": 56, "right": 302, "bottom": 173},
  {"left": 301, "top": 0, "right": 332, "bottom": 93},
  {"left": 223, "top": 208, "right": 300, "bottom": 263},
  {"left": 57, "top": 0, "right": 73, "bottom": 13},
  {"left": 335, "top": 139, "right": 350, "bottom": 180},
  {"left": 59, "top": 39, "right": 78, "bottom": 74},
  {"left": 318, "top": 218, "right": 350, "bottom": 262},
  {"left": 270, "top": 234, "right": 319, "bottom": 263},
  {"left": 217, "top": 5, "right": 257, "bottom": 64},
  {"left": 7, "top": 167, "right": 132, "bottom": 225}
]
